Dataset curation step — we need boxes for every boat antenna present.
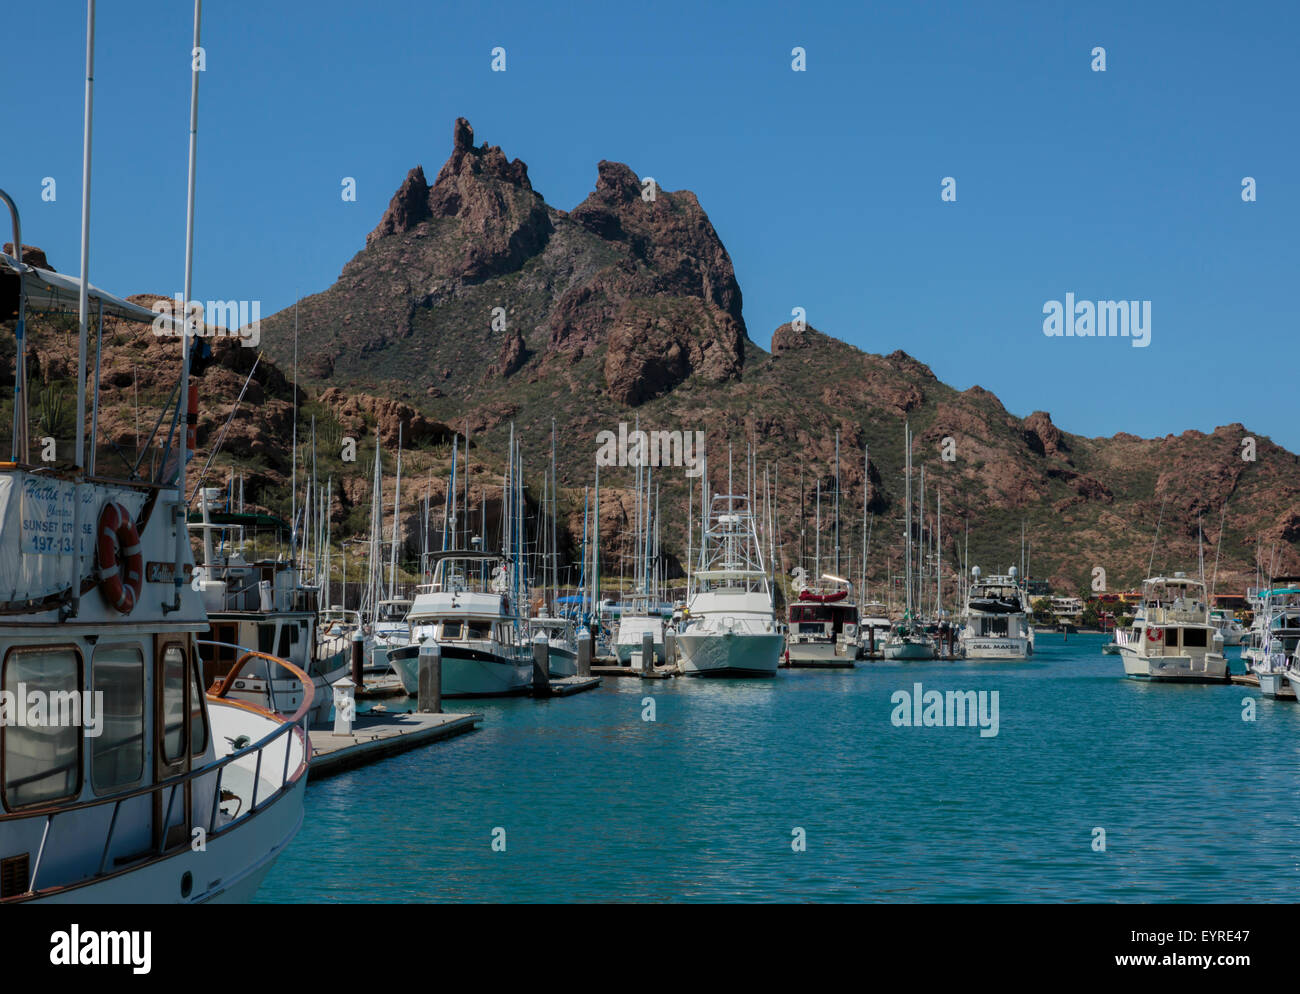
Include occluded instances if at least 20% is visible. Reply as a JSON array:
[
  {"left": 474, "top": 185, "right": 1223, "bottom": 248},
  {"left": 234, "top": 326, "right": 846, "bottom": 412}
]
[{"left": 1147, "top": 497, "right": 1167, "bottom": 578}]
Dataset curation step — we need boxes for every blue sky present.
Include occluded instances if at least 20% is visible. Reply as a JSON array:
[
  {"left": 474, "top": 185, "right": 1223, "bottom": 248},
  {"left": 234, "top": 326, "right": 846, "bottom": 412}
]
[{"left": 4, "top": 1, "right": 1296, "bottom": 449}]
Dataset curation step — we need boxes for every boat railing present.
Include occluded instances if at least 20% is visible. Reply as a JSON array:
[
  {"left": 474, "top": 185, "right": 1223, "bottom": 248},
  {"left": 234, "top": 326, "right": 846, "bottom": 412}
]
[{"left": 2, "top": 645, "right": 311, "bottom": 901}]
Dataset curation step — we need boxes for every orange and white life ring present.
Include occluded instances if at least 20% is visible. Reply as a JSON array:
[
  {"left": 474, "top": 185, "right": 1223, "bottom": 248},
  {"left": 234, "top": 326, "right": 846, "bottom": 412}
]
[
  {"left": 1146, "top": 626, "right": 1163, "bottom": 642},
  {"left": 97, "top": 502, "right": 143, "bottom": 614}
]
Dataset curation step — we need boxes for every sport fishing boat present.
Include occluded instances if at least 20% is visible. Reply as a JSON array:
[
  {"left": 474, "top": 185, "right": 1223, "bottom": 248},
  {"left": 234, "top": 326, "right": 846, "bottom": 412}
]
[
  {"left": 858, "top": 600, "right": 892, "bottom": 659},
  {"left": 785, "top": 569, "right": 858, "bottom": 667},
  {"left": 189, "top": 490, "right": 350, "bottom": 721},
  {"left": 389, "top": 550, "right": 532, "bottom": 696},
  {"left": 677, "top": 491, "right": 784, "bottom": 678},
  {"left": 0, "top": 181, "right": 309, "bottom": 901},
  {"left": 957, "top": 566, "right": 1035, "bottom": 660},
  {"left": 1117, "top": 574, "right": 1228, "bottom": 682},
  {"left": 1249, "top": 581, "right": 1300, "bottom": 699}
]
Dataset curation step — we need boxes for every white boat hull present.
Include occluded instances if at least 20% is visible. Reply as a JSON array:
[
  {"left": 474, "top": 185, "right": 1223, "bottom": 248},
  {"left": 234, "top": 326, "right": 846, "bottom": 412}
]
[
  {"left": 960, "top": 636, "right": 1033, "bottom": 660},
  {"left": 883, "top": 640, "right": 935, "bottom": 661},
  {"left": 392, "top": 645, "right": 532, "bottom": 697},
  {"left": 678, "top": 630, "right": 783, "bottom": 677},
  {"left": 548, "top": 644, "right": 578, "bottom": 678},
  {"left": 1119, "top": 647, "right": 1228, "bottom": 682},
  {"left": 1257, "top": 670, "right": 1296, "bottom": 699}
]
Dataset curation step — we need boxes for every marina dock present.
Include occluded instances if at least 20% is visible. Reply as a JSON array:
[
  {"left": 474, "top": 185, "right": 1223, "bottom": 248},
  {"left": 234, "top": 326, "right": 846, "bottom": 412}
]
[
  {"left": 533, "top": 675, "right": 603, "bottom": 697},
  {"left": 591, "top": 663, "right": 677, "bottom": 679},
  {"left": 308, "top": 711, "right": 482, "bottom": 779}
]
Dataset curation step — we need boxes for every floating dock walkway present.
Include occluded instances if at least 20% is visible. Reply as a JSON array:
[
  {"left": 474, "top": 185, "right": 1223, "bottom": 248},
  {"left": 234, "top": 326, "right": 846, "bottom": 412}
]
[{"left": 308, "top": 710, "right": 482, "bottom": 780}]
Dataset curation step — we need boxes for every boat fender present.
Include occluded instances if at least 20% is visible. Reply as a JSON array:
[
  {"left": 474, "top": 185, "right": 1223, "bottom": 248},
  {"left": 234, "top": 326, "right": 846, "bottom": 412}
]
[{"left": 97, "top": 501, "right": 143, "bottom": 614}]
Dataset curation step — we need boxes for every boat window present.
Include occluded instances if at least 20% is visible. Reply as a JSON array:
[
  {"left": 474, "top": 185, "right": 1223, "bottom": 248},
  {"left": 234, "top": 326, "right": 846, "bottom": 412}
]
[
  {"left": 1183, "top": 628, "right": 1208, "bottom": 648},
  {"left": 3, "top": 646, "right": 83, "bottom": 809},
  {"left": 277, "top": 625, "right": 293, "bottom": 658},
  {"left": 91, "top": 646, "right": 145, "bottom": 794},
  {"left": 190, "top": 658, "right": 209, "bottom": 756},
  {"left": 466, "top": 624, "right": 488, "bottom": 640},
  {"left": 442, "top": 621, "right": 462, "bottom": 640},
  {"left": 258, "top": 624, "right": 275, "bottom": 655},
  {"left": 160, "top": 645, "right": 187, "bottom": 763}
]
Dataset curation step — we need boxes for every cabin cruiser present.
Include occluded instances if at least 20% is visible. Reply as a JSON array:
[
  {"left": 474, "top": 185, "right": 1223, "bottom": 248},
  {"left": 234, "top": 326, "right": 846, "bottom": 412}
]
[
  {"left": 785, "top": 569, "right": 858, "bottom": 666},
  {"left": 1117, "top": 574, "right": 1227, "bottom": 682},
  {"left": 389, "top": 551, "right": 531, "bottom": 697},
  {"left": 957, "top": 566, "right": 1034, "bottom": 660},
  {"left": 0, "top": 219, "right": 308, "bottom": 902},
  {"left": 677, "top": 494, "right": 784, "bottom": 677},
  {"left": 189, "top": 491, "right": 350, "bottom": 721}
]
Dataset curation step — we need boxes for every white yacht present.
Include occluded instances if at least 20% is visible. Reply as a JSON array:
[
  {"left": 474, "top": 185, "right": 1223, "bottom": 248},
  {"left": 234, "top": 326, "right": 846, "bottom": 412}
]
[
  {"left": 957, "top": 566, "right": 1035, "bottom": 660},
  {"left": 189, "top": 491, "right": 350, "bottom": 722},
  {"left": 785, "top": 569, "right": 858, "bottom": 667},
  {"left": 1117, "top": 574, "right": 1228, "bottom": 682},
  {"left": 389, "top": 550, "right": 531, "bottom": 697},
  {"left": 0, "top": 214, "right": 308, "bottom": 902},
  {"left": 677, "top": 493, "right": 784, "bottom": 678}
]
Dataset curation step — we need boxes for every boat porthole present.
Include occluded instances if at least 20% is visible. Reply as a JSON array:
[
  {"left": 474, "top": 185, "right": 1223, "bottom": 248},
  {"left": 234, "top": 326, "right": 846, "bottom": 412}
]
[
  {"left": 235, "top": 680, "right": 246, "bottom": 689},
  {"left": 181, "top": 871, "right": 193, "bottom": 898}
]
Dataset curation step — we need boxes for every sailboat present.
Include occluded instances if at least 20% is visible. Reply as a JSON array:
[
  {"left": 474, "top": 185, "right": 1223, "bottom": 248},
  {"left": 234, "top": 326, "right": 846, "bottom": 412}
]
[
  {"left": 883, "top": 422, "right": 935, "bottom": 660},
  {"left": 612, "top": 451, "right": 666, "bottom": 667},
  {"left": 528, "top": 422, "right": 577, "bottom": 677},
  {"left": 677, "top": 451, "right": 784, "bottom": 677},
  {"left": 0, "top": 1, "right": 307, "bottom": 902}
]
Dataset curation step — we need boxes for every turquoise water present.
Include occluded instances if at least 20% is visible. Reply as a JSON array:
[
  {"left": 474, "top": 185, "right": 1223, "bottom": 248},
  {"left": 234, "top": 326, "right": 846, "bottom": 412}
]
[{"left": 257, "top": 634, "right": 1299, "bottom": 902}]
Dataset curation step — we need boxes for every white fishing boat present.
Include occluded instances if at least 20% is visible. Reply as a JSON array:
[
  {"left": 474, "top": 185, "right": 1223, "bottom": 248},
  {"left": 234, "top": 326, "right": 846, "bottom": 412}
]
[
  {"left": 957, "top": 566, "right": 1035, "bottom": 660},
  {"left": 1117, "top": 574, "right": 1228, "bottom": 682},
  {"left": 0, "top": 134, "right": 308, "bottom": 901},
  {"left": 677, "top": 489, "right": 784, "bottom": 678},
  {"left": 390, "top": 550, "right": 531, "bottom": 696},
  {"left": 189, "top": 492, "right": 350, "bottom": 722}
]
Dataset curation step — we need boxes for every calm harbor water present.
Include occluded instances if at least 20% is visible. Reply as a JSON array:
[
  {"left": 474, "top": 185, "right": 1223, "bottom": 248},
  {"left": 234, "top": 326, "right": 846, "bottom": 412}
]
[{"left": 257, "top": 634, "right": 1298, "bottom": 903}]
